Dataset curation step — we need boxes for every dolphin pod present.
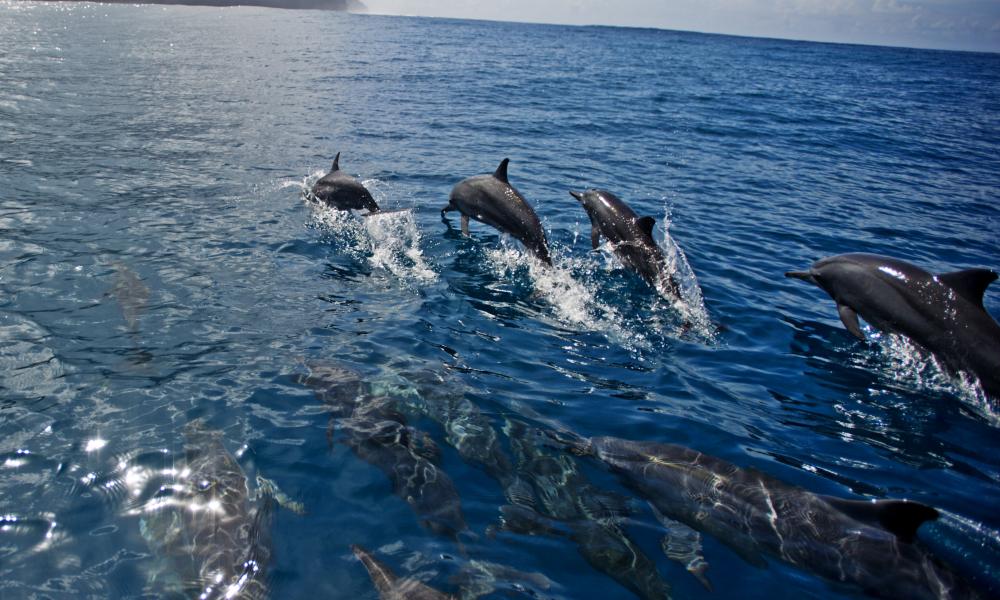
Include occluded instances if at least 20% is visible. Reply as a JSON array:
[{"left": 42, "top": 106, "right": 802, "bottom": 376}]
[
  {"left": 787, "top": 253, "right": 1000, "bottom": 399},
  {"left": 292, "top": 155, "right": 996, "bottom": 599}
]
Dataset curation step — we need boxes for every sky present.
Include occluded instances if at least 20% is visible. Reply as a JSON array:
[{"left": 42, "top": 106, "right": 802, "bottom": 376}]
[{"left": 360, "top": 0, "right": 1000, "bottom": 53}]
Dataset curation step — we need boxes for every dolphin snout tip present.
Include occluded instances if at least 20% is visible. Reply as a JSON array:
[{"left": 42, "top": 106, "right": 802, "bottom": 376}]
[
  {"left": 569, "top": 191, "right": 583, "bottom": 201},
  {"left": 785, "top": 270, "right": 816, "bottom": 283}
]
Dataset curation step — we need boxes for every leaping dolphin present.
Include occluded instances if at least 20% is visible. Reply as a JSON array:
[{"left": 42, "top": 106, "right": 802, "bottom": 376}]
[
  {"left": 786, "top": 253, "right": 1000, "bottom": 399},
  {"left": 569, "top": 189, "right": 681, "bottom": 300},
  {"left": 442, "top": 158, "right": 552, "bottom": 266},
  {"left": 309, "top": 152, "right": 380, "bottom": 213},
  {"left": 559, "top": 432, "right": 977, "bottom": 600}
]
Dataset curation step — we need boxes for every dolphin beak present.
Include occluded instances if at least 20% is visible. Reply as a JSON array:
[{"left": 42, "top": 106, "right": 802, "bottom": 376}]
[
  {"left": 785, "top": 270, "right": 817, "bottom": 284},
  {"left": 569, "top": 191, "right": 583, "bottom": 201}
]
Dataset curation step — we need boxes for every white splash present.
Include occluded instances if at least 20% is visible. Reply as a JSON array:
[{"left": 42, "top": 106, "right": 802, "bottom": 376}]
[
  {"left": 484, "top": 246, "right": 649, "bottom": 351},
  {"left": 863, "top": 330, "right": 999, "bottom": 424},
  {"left": 291, "top": 172, "right": 437, "bottom": 283},
  {"left": 656, "top": 208, "right": 715, "bottom": 341},
  {"left": 363, "top": 210, "right": 437, "bottom": 283}
]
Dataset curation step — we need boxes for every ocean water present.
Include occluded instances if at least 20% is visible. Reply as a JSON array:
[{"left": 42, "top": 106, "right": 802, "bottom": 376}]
[{"left": 1, "top": 2, "right": 999, "bottom": 599}]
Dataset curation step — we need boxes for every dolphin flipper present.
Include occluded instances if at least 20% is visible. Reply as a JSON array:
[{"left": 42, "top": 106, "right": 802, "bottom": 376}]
[
  {"left": 461, "top": 215, "right": 470, "bottom": 236},
  {"left": 649, "top": 502, "right": 712, "bottom": 591},
  {"left": 837, "top": 303, "right": 866, "bottom": 340},
  {"left": 938, "top": 269, "right": 998, "bottom": 311},
  {"left": 591, "top": 225, "right": 601, "bottom": 250}
]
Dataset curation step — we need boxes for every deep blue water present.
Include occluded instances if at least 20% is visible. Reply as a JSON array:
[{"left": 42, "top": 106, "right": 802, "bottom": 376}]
[{"left": 1, "top": 3, "right": 999, "bottom": 599}]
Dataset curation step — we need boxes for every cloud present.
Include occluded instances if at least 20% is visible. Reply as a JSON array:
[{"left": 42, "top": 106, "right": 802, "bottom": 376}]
[{"left": 361, "top": 0, "right": 1000, "bottom": 52}]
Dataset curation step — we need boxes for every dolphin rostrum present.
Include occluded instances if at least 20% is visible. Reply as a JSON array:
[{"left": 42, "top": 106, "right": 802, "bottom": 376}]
[
  {"left": 569, "top": 189, "right": 681, "bottom": 300},
  {"left": 309, "top": 152, "right": 380, "bottom": 213},
  {"left": 786, "top": 253, "right": 1000, "bottom": 399},
  {"left": 560, "top": 432, "right": 977, "bottom": 600},
  {"left": 442, "top": 158, "right": 552, "bottom": 265}
]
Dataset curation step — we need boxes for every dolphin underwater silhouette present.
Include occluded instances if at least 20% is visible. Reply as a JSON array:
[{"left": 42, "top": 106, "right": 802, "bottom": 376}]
[
  {"left": 442, "top": 158, "right": 552, "bottom": 266},
  {"left": 786, "top": 253, "right": 1000, "bottom": 399},
  {"left": 309, "top": 152, "right": 380, "bottom": 213},
  {"left": 351, "top": 545, "right": 456, "bottom": 600},
  {"left": 557, "top": 432, "right": 978, "bottom": 600},
  {"left": 135, "top": 421, "right": 302, "bottom": 600},
  {"left": 569, "top": 189, "right": 681, "bottom": 300}
]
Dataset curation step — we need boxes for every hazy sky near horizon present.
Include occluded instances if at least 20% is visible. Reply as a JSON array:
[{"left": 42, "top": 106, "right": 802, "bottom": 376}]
[{"left": 361, "top": 0, "right": 1000, "bottom": 53}]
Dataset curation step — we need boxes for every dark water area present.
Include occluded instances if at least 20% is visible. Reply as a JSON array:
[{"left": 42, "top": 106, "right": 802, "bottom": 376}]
[{"left": 1, "top": 2, "right": 999, "bottom": 599}]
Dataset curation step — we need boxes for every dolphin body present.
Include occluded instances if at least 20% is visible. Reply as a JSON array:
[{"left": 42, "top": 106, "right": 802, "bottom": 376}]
[
  {"left": 442, "top": 159, "right": 552, "bottom": 266},
  {"left": 298, "top": 362, "right": 468, "bottom": 543},
  {"left": 786, "top": 253, "right": 1000, "bottom": 399},
  {"left": 309, "top": 152, "right": 379, "bottom": 213},
  {"left": 565, "top": 433, "right": 976, "bottom": 600},
  {"left": 137, "top": 421, "right": 277, "bottom": 600},
  {"left": 569, "top": 189, "right": 681, "bottom": 300}
]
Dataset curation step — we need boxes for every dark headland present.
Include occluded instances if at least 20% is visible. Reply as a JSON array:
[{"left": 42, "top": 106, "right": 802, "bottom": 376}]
[{"left": 49, "top": 0, "right": 364, "bottom": 9}]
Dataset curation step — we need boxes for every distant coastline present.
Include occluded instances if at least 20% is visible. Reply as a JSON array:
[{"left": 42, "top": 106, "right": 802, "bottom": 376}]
[{"left": 42, "top": 0, "right": 365, "bottom": 10}]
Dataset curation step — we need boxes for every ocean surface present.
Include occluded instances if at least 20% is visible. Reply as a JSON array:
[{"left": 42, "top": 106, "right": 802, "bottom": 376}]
[{"left": 1, "top": 3, "right": 999, "bottom": 599}]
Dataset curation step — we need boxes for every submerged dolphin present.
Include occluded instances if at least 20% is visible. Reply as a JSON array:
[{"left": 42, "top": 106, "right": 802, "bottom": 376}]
[
  {"left": 309, "top": 152, "right": 380, "bottom": 213},
  {"left": 298, "top": 362, "right": 467, "bottom": 543},
  {"left": 786, "top": 253, "right": 1000, "bottom": 398},
  {"left": 562, "top": 433, "right": 976, "bottom": 600},
  {"left": 570, "top": 189, "right": 681, "bottom": 299},
  {"left": 351, "top": 545, "right": 456, "bottom": 600},
  {"left": 136, "top": 421, "right": 297, "bottom": 600},
  {"left": 442, "top": 158, "right": 552, "bottom": 265}
]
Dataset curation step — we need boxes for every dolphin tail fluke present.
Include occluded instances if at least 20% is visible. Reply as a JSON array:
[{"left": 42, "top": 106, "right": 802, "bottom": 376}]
[
  {"left": 785, "top": 270, "right": 816, "bottom": 284},
  {"left": 823, "top": 497, "right": 939, "bottom": 543}
]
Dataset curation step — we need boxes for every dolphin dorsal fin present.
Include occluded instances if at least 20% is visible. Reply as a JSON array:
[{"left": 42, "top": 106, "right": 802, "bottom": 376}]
[
  {"left": 938, "top": 269, "right": 997, "bottom": 310},
  {"left": 823, "top": 497, "right": 938, "bottom": 543},
  {"left": 331, "top": 152, "right": 341, "bottom": 172},
  {"left": 637, "top": 216, "right": 656, "bottom": 239},
  {"left": 494, "top": 158, "right": 510, "bottom": 183}
]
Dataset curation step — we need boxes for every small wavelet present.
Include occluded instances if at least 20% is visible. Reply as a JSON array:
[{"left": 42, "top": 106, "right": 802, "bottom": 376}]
[
  {"left": 859, "top": 330, "right": 999, "bottom": 424},
  {"left": 0, "top": 314, "right": 74, "bottom": 408}
]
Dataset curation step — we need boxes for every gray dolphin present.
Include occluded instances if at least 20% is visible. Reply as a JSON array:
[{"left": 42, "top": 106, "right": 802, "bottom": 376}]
[
  {"left": 786, "top": 253, "right": 1000, "bottom": 399},
  {"left": 442, "top": 158, "right": 552, "bottom": 266},
  {"left": 563, "top": 433, "right": 976, "bottom": 600},
  {"left": 309, "top": 152, "right": 380, "bottom": 213},
  {"left": 351, "top": 545, "right": 456, "bottom": 600},
  {"left": 569, "top": 189, "right": 681, "bottom": 299}
]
